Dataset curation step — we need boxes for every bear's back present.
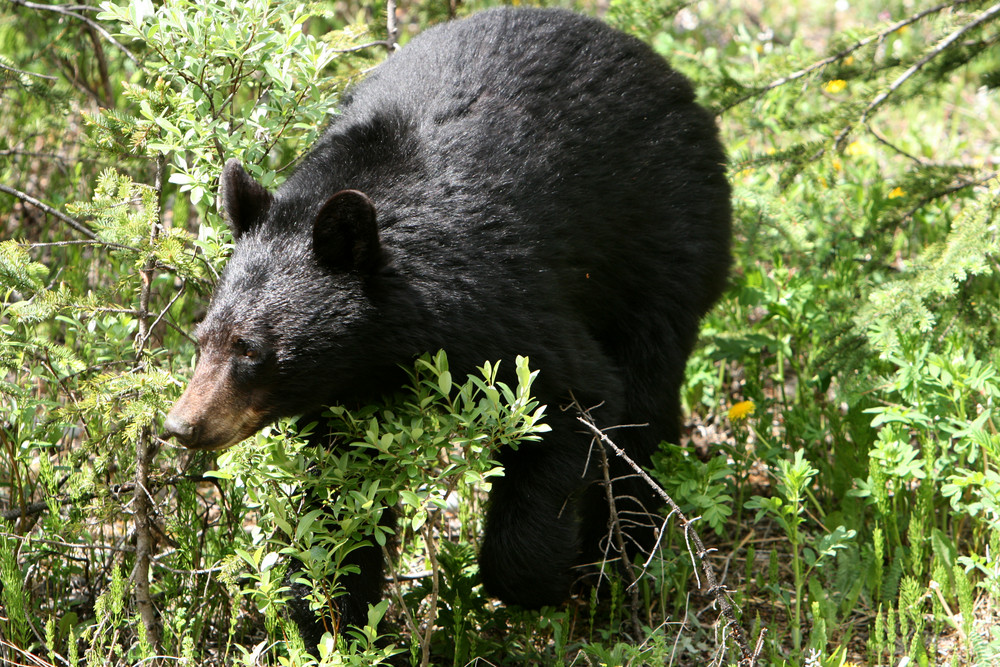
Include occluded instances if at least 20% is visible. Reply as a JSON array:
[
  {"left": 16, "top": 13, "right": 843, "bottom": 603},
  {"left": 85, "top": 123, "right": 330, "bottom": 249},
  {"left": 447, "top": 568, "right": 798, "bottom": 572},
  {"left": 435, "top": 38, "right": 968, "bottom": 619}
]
[{"left": 284, "top": 8, "right": 730, "bottom": 333}]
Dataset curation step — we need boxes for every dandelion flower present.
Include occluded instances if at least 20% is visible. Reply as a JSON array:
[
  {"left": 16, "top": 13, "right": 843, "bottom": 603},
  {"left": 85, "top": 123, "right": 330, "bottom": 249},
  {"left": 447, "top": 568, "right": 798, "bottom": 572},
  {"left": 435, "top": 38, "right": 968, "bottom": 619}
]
[
  {"left": 823, "top": 79, "right": 848, "bottom": 94},
  {"left": 728, "top": 400, "right": 756, "bottom": 421},
  {"left": 845, "top": 140, "right": 867, "bottom": 156}
]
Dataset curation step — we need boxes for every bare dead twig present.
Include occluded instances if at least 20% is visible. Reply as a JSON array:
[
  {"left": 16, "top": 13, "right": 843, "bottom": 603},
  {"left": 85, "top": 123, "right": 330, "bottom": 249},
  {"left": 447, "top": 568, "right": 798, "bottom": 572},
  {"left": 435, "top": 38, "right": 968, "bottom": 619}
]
[
  {"left": 574, "top": 405, "right": 760, "bottom": 667},
  {"left": 135, "top": 278, "right": 187, "bottom": 352},
  {"left": 594, "top": 437, "right": 644, "bottom": 637}
]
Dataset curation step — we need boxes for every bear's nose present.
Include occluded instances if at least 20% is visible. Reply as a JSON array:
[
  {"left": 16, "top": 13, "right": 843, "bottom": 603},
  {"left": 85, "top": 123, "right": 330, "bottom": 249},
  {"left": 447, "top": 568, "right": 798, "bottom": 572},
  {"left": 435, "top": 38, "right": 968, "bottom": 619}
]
[{"left": 162, "top": 414, "right": 196, "bottom": 445}]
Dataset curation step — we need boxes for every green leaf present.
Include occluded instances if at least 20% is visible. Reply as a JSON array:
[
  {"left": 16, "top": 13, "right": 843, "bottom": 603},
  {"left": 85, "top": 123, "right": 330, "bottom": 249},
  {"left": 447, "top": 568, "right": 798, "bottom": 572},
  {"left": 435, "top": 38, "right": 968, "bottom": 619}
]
[{"left": 438, "top": 370, "right": 452, "bottom": 397}]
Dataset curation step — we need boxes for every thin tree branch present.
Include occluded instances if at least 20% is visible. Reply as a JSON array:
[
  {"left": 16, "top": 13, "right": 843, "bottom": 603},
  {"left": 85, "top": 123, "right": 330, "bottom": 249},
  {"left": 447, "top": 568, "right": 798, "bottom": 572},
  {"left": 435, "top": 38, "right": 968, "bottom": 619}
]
[
  {"left": 130, "top": 154, "right": 167, "bottom": 653},
  {"left": 0, "top": 183, "right": 97, "bottom": 240},
  {"left": 864, "top": 1, "right": 1000, "bottom": 124},
  {"left": 419, "top": 519, "right": 440, "bottom": 667},
  {"left": 6, "top": 0, "right": 140, "bottom": 67},
  {"left": 135, "top": 278, "right": 186, "bottom": 352},
  {"left": 836, "top": 1, "right": 1000, "bottom": 148},
  {"left": 721, "top": 0, "right": 977, "bottom": 112},
  {"left": 381, "top": 542, "right": 424, "bottom": 647},
  {"left": 0, "top": 61, "right": 57, "bottom": 81},
  {"left": 386, "top": 0, "right": 399, "bottom": 52},
  {"left": 331, "top": 40, "right": 395, "bottom": 54},
  {"left": 574, "top": 402, "right": 761, "bottom": 667},
  {"left": 595, "top": 437, "right": 644, "bottom": 637},
  {"left": 22, "top": 238, "right": 142, "bottom": 253},
  {"left": 85, "top": 22, "right": 114, "bottom": 107}
]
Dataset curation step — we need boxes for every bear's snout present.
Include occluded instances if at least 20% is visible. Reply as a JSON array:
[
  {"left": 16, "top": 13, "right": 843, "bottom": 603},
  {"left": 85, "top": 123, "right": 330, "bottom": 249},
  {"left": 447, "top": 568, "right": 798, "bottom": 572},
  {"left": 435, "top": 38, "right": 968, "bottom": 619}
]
[
  {"left": 163, "top": 352, "right": 270, "bottom": 450},
  {"left": 162, "top": 413, "right": 197, "bottom": 445}
]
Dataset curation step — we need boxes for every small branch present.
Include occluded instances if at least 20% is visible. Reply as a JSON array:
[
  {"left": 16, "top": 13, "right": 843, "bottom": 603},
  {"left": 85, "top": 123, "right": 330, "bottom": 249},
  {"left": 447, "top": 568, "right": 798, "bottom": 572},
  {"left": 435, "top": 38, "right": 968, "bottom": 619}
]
[
  {"left": 85, "top": 22, "right": 114, "bottom": 107},
  {"left": 385, "top": 0, "right": 399, "bottom": 52},
  {"left": 595, "top": 438, "right": 644, "bottom": 637},
  {"left": 866, "top": 1, "right": 1000, "bottom": 123},
  {"left": 0, "top": 183, "right": 97, "bottom": 240},
  {"left": 721, "top": 0, "right": 976, "bottom": 112},
  {"left": 0, "top": 500, "right": 49, "bottom": 522},
  {"left": 419, "top": 518, "right": 440, "bottom": 667},
  {"left": 339, "top": 0, "right": 398, "bottom": 54},
  {"left": 6, "top": 0, "right": 140, "bottom": 67},
  {"left": 835, "top": 1, "right": 1000, "bottom": 148},
  {"left": 135, "top": 279, "right": 187, "bottom": 352},
  {"left": 574, "top": 404, "right": 759, "bottom": 667},
  {"left": 0, "top": 61, "right": 57, "bottom": 81},
  {"left": 380, "top": 542, "right": 423, "bottom": 646},
  {"left": 130, "top": 154, "right": 167, "bottom": 654},
  {"left": 332, "top": 40, "right": 395, "bottom": 54},
  {"left": 22, "top": 238, "right": 142, "bottom": 254},
  {"left": 0, "top": 532, "right": 137, "bottom": 553},
  {"left": 391, "top": 569, "right": 432, "bottom": 581},
  {"left": 151, "top": 550, "right": 225, "bottom": 576}
]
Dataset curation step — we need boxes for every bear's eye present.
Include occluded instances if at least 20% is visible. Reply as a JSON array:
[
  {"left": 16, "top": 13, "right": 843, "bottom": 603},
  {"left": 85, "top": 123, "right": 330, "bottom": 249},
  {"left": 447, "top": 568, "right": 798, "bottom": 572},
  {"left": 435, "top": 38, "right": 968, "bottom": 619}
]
[{"left": 234, "top": 338, "right": 259, "bottom": 360}]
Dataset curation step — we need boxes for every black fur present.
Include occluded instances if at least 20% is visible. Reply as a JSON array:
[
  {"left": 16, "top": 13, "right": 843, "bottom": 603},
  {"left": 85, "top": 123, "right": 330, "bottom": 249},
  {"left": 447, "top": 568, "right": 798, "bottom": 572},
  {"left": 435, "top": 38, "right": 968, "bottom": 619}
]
[{"left": 174, "top": 7, "right": 731, "bottom": 640}]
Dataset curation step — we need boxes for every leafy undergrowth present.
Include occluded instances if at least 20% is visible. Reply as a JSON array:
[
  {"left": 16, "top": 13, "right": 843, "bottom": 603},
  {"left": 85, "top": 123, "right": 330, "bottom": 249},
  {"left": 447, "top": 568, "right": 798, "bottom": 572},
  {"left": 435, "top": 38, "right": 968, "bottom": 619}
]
[{"left": 3, "top": 0, "right": 1000, "bottom": 665}]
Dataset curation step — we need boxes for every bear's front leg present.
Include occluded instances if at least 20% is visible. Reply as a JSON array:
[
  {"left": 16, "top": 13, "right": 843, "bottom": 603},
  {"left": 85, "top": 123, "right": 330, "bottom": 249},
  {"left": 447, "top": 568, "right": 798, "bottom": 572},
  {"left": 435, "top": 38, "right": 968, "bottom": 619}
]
[{"left": 477, "top": 433, "right": 597, "bottom": 608}]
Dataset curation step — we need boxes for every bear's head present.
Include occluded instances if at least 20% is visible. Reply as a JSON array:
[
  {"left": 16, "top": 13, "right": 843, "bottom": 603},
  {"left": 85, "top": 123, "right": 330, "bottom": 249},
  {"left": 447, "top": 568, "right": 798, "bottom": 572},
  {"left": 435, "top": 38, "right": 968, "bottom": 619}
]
[{"left": 163, "top": 160, "right": 397, "bottom": 451}]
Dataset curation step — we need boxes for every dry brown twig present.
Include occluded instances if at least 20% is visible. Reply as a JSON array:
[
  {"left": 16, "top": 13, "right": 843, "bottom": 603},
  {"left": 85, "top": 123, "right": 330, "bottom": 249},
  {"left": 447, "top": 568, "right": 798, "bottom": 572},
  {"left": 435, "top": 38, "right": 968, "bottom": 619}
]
[
  {"left": 573, "top": 401, "right": 764, "bottom": 667},
  {"left": 593, "top": 437, "right": 645, "bottom": 637}
]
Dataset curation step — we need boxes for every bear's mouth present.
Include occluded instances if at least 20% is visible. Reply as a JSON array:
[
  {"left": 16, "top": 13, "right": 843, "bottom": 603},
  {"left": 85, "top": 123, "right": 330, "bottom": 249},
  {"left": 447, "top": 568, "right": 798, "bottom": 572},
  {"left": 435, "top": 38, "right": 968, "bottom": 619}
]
[
  {"left": 163, "top": 352, "right": 273, "bottom": 450},
  {"left": 162, "top": 406, "right": 269, "bottom": 451},
  {"left": 164, "top": 413, "right": 267, "bottom": 452}
]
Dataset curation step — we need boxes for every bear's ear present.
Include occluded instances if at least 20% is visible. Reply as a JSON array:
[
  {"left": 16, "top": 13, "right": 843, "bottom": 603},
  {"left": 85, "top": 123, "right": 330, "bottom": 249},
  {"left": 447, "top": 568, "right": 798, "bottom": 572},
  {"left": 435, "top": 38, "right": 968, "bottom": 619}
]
[
  {"left": 312, "top": 189, "right": 383, "bottom": 274},
  {"left": 219, "top": 159, "right": 273, "bottom": 240}
]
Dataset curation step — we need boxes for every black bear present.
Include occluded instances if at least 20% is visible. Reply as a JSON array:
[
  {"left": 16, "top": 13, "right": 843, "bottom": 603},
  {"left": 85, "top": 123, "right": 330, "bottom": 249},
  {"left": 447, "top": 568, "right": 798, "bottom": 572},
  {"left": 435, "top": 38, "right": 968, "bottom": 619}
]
[{"left": 164, "top": 6, "right": 730, "bottom": 643}]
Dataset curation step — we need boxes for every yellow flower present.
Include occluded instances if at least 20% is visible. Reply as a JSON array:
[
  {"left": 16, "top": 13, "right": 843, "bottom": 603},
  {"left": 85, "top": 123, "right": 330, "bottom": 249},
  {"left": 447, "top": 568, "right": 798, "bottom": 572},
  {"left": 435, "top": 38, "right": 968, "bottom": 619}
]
[
  {"left": 844, "top": 56, "right": 855, "bottom": 66},
  {"left": 889, "top": 186, "right": 905, "bottom": 199},
  {"left": 728, "top": 400, "right": 756, "bottom": 421},
  {"left": 832, "top": 158, "right": 843, "bottom": 173},
  {"left": 845, "top": 140, "right": 868, "bottom": 156},
  {"left": 823, "top": 79, "right": 848, "bottom": 94}
]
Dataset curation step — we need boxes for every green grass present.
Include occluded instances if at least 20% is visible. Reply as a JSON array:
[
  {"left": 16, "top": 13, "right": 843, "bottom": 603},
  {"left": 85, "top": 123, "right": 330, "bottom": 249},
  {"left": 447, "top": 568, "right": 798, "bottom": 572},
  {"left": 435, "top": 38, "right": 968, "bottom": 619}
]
[{"left": 2, "top": 0, "right": 999, "bottom": 665}]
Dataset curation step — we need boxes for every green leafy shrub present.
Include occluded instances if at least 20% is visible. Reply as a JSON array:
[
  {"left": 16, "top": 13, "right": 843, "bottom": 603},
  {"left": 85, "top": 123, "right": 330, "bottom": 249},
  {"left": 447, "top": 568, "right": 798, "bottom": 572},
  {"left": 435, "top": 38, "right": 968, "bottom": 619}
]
[
  {"left": 3, "top": 0, "right": 1000, "bottom": 665},
  {"left": 213, "top": 352, "right": 548, "bottom": 663}
]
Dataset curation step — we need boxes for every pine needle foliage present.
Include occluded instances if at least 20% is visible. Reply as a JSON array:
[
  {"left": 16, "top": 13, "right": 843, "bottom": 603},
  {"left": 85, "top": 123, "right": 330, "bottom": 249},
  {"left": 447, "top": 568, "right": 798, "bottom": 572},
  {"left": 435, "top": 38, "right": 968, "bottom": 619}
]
[
  {"left": 3, "top": 0, "right": 1000, "bottom": 664},
  {"left": 668, "top": 0, "right": 1000, "bottom": 663},
  {"left": 1, "top": 0, "right": 377, "bottom": 663}
]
